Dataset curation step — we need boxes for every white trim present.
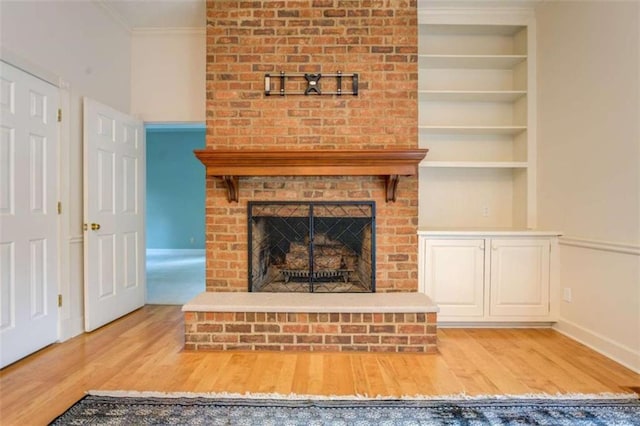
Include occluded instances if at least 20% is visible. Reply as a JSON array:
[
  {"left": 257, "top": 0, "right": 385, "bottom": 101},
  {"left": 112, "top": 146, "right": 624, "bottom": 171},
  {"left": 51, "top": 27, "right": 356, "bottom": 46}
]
[
  {"left": 438, "top": 322, "right": 554, "bottom": 328},
  {"left": 418, "top": 5, "right": 536, "bottom": 25},
  {"left": 69, "top": 235, "right": 84, "bottom": 245},
  {"left": 58, "top": 82, "right": 72, "bottom": 342},
  {"left": 133, "top": 27, "right": 206, "bottom": 36},
  {"left": 94, "top": 0, "right": 132, "bottom": 34},
  {"left": 418, "top": 229, "right": 561, "bottom": 237},
  {"left": 0, "top": 50, "right": 59, "bottom": 87},
  {"left": 145, "top": 122, "right": 206, "bottom": 132},
  {"left": 559, "top": 236, "right": 640, "bottom": 256},
  {"left": 553, "top": 319, "right": 640, "bottom": 374},
  {"left": 147, "top": 249, "right": 205, "bottom": 256}
]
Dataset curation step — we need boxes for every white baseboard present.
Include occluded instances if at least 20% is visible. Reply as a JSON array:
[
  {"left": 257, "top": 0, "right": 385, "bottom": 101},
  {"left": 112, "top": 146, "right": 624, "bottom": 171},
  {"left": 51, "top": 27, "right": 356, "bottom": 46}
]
[
  {"left": 438, "top": 322, "right": 555, "bottom": 328},
  {"left": 553, "top": 319, "right": 640, "bottom": 374},
  {"left": 146, "top": 249, "right": 205, "bottom": 256},
  {"left": 58, "top": 318, "right": 85, "bottom": 342}
]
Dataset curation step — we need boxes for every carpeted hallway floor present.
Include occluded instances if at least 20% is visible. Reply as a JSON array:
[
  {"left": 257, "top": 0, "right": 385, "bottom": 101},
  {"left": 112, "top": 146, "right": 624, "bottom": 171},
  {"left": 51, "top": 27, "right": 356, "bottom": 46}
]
[{"left": 146, "top": 250, "right": 205, "bottom": 304}]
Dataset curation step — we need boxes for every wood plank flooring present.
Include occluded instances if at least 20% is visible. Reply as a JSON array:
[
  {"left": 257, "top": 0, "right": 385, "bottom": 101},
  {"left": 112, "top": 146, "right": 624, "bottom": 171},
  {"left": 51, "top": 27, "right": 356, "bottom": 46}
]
[{"left": 1, "top": 305, "right": 638, "bottom": 425}]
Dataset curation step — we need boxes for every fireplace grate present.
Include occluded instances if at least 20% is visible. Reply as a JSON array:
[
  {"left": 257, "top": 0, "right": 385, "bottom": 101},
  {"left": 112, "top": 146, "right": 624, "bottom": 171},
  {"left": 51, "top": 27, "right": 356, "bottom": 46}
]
[{"left": 248, "top": 201, "right": 375, "bottom": 293}]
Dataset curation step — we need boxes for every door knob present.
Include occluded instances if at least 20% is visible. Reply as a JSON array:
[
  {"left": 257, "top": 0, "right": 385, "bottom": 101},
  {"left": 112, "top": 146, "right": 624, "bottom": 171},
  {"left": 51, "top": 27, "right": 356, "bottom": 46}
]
[{"left": 91, "top": 223, "right": 101, "bottom": 231}]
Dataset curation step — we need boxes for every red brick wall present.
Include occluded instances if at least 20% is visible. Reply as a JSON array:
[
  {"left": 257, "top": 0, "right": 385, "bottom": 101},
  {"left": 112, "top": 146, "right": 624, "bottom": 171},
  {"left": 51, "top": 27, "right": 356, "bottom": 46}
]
[
  {"left": 205, "top": 0, "right": 418, "bottom": 292},
  {"left": 184, "top": 310, "right": 437, "bottom": 353}
]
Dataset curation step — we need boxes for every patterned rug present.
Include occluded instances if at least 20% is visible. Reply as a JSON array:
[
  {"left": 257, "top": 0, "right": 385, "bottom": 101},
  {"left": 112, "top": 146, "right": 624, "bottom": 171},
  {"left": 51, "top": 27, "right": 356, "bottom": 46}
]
[{"left": 50, "top": 391, "right": 640, "bottom": 425}]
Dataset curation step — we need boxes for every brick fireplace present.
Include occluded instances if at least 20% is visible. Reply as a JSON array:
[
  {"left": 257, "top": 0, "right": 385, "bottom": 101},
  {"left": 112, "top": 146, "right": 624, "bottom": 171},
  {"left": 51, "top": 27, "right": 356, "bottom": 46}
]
[
  {"left": 183, "top": 0, "right": 437, "bottom": 353},
  {"left": 203, "top": 0, "right": 420, "bottom": 293}
]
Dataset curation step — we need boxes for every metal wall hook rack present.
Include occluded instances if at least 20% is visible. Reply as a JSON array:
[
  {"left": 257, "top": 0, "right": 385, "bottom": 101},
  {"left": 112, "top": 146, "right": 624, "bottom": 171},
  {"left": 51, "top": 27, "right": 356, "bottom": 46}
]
[{"left": 264, "top": 71, "right": 358, "bottom": 96}]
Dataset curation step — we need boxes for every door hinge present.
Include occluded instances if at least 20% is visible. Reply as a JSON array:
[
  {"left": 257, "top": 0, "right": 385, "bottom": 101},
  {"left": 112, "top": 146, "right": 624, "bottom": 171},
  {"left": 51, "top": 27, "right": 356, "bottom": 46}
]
[
  {"left": 58, "top": 294, "right": 62, "bottom": 307},
  {"left": 57, "top": 201, "right": 62, "bottom": 215},
  {"left": 57, "top": 108, "right": 62, "bottom": 122}
]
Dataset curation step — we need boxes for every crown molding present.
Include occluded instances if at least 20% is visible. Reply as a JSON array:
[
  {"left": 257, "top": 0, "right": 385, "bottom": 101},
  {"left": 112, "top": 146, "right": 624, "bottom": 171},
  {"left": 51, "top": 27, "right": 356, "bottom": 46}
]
[{"left": 94, "top": 0, "right": 133, "bottom": 34}]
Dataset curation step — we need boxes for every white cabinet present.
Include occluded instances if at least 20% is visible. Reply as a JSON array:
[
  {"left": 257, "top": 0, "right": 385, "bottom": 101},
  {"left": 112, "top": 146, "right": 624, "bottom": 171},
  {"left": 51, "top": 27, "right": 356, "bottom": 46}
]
[
  {"left": 419, "top": 231, "right": 559, "bottom": 323},
  {"left": 417, "top": 9, "right": 537, "bottom": 230},
  {"left": 489, "top": 238, "right": 550, "bottom": 317},
  {"left": 422, "top": 239, "right": 485, "bottom": 318}
]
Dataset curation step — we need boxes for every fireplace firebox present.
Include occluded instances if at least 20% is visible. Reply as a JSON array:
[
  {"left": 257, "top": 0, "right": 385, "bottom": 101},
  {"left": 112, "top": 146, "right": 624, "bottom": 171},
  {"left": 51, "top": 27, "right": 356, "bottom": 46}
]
[{"left": 248, "top": 201, "right": 375, "bottom": 293}]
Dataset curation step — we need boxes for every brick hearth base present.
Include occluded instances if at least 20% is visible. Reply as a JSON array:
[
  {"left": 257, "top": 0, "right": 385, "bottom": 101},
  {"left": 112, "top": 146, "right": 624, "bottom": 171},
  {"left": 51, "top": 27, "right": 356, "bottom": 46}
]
[{"left": 183, "top": 293, "right": 438, "bottom": 353}]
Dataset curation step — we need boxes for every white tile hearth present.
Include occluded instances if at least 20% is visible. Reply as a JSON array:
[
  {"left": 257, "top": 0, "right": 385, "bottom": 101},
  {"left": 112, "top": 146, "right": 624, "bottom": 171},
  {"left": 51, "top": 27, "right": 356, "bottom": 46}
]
[{"left": 183, "top": 292, "right": 439, "bottom": 314}]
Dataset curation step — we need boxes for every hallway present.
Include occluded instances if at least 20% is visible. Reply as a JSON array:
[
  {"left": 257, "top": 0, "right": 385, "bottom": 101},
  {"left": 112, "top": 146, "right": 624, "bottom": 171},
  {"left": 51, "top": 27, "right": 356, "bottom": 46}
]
[{"left": 146, "top": 251, "right": 205, "bottom": 304}]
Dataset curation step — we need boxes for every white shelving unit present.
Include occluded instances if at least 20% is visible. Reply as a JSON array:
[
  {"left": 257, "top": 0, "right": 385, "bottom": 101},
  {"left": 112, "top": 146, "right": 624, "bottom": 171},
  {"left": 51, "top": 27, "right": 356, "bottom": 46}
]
[
  {"left": 416, "top": 8, "right": 561, "bottom": 325},
  {"left": 418, "top": 10, "right": 537, "bottom": 230}
]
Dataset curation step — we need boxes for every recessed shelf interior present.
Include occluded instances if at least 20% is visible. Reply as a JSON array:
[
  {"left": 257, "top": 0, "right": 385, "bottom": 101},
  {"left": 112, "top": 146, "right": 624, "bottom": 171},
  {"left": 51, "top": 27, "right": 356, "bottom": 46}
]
[
  {"left": 418, "top": 21, "right": 533, "bottom": 230},
  {"left": 418, "top": 167, "right": 528, "bottom": 229},
  {"left": 419, "top": 91, "right": 527, "bottom": 102},
  {"left": 419, "top": 66, "right": 527, "bottom": 91},
  {"left": 419, "top": 98, "right": 527, "bottom": 127},
  {"left": 419, "top": 131, "right": 528, "bottom": 163},
  {"left": 419, "top": 24, "right": 528, "bottom": 56}
]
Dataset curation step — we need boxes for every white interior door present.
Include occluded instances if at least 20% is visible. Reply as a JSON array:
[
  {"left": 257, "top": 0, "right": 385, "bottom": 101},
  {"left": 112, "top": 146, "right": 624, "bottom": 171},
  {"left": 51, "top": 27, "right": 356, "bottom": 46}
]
[
  {"left": 83, "top": 97, "right": 145, "bottom": 332},
  {"left": 0, "top": 61, "right": 59, "bottom": 367}
]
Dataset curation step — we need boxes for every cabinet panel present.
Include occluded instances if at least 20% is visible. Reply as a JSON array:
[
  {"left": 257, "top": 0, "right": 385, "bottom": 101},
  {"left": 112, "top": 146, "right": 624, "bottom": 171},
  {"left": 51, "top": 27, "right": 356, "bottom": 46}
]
[
  {"left": 424, "top": 239, "right": 485, "bottom": 317},
  {"left": 489, "top": 239, "right": 550, "bottom": 317}
]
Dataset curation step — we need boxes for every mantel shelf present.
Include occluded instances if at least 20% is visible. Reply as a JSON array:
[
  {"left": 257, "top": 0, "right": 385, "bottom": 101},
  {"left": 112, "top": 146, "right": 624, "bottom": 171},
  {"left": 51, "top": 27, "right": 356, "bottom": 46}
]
[{"left": 194, "top": 149, "right": 428, "bottom": 203}]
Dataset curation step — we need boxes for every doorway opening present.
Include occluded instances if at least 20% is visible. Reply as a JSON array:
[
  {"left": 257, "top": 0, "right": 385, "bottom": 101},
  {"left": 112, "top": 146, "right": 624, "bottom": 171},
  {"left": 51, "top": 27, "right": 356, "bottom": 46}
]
[{"left": 145, "top": 123, "right": 206, "bottom": 304}]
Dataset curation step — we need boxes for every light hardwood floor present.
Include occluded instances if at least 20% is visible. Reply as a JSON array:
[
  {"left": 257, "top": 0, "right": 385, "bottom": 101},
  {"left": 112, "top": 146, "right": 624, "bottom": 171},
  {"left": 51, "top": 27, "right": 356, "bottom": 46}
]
[{"left": 1, "top": 305, "right": 638, "bottom": 425}]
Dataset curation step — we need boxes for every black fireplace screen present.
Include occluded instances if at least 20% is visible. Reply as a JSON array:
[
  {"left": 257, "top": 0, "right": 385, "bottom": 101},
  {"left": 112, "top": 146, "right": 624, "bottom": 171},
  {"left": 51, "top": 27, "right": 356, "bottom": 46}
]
[{"left": 248, "top": 201, "right": 375, "bottom": 293}]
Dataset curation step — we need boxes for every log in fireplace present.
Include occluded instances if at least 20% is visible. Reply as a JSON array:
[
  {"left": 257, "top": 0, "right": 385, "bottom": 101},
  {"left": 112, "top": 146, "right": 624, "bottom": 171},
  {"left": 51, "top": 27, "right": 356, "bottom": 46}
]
[{"left": 248, "top": 201, "right": 375, "bottom": 293}]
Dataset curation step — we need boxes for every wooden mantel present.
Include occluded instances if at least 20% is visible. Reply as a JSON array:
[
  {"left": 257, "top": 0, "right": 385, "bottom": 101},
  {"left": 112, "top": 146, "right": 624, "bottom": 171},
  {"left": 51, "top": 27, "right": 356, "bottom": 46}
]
[{"left": 194, "top": 149, "right": 428, "bottom": 203}]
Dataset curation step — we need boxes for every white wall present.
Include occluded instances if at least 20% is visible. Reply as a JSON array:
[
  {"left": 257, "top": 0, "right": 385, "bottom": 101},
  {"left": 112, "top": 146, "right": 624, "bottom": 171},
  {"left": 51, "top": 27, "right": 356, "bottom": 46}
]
[
  {"left": 131, "top": 29, "right": 205, "bottom": 122},
  {"left": 0, "top": 0, "right": 133, "bottom": 340},
  {"left": 536, "top": 1, "right": 640, "bottom": 372}
]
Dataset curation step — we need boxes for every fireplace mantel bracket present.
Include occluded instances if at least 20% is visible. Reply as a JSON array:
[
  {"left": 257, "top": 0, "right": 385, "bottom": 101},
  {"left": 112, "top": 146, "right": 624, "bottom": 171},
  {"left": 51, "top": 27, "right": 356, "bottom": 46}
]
[
  {"left": 222, "top": 176, "right": 240, "bottom": 202},
  {"left": 195, "top": 149, "right": 428, "bottom": 203},
  {"left": 385, "top": 175, "right": 400, "bottom": 203}
]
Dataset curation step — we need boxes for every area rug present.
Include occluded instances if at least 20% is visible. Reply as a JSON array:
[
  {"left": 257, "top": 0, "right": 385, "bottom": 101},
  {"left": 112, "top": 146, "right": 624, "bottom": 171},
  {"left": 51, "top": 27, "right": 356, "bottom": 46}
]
[{"left": 50, "top": 391, "right": 640, "bottom": 425}]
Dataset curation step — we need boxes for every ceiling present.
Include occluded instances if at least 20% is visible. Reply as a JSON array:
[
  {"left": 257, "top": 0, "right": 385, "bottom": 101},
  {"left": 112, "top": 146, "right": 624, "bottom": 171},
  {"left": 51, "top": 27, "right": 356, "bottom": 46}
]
[{"left": 98, "top": 0, "right": 206, "bottom": 30}]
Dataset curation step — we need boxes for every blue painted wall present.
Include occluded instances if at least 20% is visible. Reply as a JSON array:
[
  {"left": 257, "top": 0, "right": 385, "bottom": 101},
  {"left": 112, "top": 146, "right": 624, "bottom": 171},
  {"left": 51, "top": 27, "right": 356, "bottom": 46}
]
[{"left": 146, "top": 128, "right": 205, "bottom": 249}]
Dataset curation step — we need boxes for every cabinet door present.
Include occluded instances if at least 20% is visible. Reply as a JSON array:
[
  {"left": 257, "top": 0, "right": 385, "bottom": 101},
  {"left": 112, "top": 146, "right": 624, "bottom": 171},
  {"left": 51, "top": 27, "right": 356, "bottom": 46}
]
[
  {"left": 424, "top": 239, "right": 485, "bottom": 317},
  {"left": 489, "top": 239, "right": 550, "bottom": 317}
]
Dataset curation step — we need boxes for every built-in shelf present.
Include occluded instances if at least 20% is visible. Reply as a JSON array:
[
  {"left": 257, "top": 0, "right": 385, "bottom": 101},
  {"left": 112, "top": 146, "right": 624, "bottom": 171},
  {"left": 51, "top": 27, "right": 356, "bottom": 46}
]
[
  {"left": 419, "top": 55, "right": 527, "bottom": 69},
  {"left": 420, "top": 161, "right": 528, "bottom": 169},
  {"left": 194, "top": 149, "right": 428, "bottom": 203},
  {"left": 419, "top": 90, "right": 527, "bottom": 102},
  {"left": 418, "top": 228, "right": 561, "bottom": 237},
  {"left": 418, "top": 15, "right": 535, "bottom": 230},
  {"left": 419, "top": 126, "right": 527, "bottom": 135}
]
